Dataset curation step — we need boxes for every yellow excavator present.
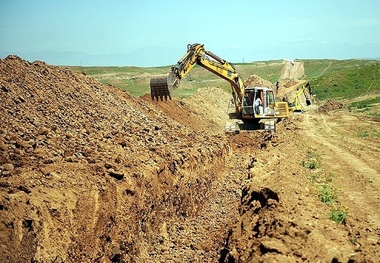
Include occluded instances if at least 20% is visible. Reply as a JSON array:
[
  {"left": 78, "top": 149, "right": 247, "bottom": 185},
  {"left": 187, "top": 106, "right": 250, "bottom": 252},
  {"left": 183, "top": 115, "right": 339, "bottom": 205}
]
[
  {"left": 150, "top": 43, "right": 288, "bottom": 127},
  {"left": 287, "top": 83, "right": 312, "bottom": 113}
]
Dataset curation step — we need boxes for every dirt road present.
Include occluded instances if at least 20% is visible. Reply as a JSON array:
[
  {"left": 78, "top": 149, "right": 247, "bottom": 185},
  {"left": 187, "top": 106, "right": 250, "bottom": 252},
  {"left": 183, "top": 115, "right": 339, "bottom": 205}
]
[
  {"left": 144, "top": 91, "right": 380, "bottom": 262},
  {"left": 302, "top": 110, "right": 380, "bottom": 260},
  {"left": 1, "top": 56, "right": 379, "bottom": 262}
]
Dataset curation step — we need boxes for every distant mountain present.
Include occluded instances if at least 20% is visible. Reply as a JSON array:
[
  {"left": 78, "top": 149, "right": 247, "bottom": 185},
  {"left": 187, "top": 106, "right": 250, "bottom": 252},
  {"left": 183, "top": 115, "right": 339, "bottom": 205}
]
[
  {"left": 0, "top": 47, "right": 184, "bottom": 67},
  {"left": 1, "top": 42, "right": 379, "bottom": 67}
]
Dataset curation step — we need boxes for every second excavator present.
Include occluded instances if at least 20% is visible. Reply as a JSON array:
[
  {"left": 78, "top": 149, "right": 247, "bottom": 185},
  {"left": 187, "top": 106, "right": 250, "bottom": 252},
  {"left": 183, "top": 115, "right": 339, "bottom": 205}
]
[
  {"left": 287, "top": 83, "right": 313, "bottom": 113},
  {"left": 150, "top": 43, "right": 289, "bottom": 125}
]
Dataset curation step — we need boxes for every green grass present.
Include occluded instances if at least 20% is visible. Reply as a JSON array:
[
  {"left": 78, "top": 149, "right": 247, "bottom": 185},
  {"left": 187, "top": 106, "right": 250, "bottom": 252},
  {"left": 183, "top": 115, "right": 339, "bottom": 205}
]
[
  {"left": 234, "top": 60, "right": 284, "bottom": 83},
  {"left": 70, "top": 61, "right": 286, "bottom": 98},
  {"left": 301, "top": 149, "right": 347, "bottom": 224},
  {"left": 70, "top": 65, "right": 172, "bottom": 97},
  {"left": 301, "top": 149, "right": 321, "bottom": 170},
  {"left": 356, "top": 127, "right": 380, "bottom": 138},
  {"left": 70, "top": 59, "right": 380, "bottom": 101},
  {"left": 349, "top": 96, "right": 380, "bottom": 111},
  {"left": 306, "top": 60, "right": 380, "bottom": 100},
  {"left": 329, "top": 208, "right": 347, "bottom": 224}
]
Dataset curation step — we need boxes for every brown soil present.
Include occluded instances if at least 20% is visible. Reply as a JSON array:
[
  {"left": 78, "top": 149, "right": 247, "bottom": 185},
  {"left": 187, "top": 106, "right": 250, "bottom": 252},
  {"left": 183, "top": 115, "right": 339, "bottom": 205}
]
[
  {"left": 244, "top": 75, "right": 274, "bottom": 89},
  {"left": 275, "top": 60, "right": 315, "bottom": 111},
  {"left": 279, "top": 60, "right": 306, "bottom": 81},
  {"left": 317, "top": 99, "right": 344, "bottom": 113},
  {"left": 1, "top": 56, "right": 379, "bottom": 263}
]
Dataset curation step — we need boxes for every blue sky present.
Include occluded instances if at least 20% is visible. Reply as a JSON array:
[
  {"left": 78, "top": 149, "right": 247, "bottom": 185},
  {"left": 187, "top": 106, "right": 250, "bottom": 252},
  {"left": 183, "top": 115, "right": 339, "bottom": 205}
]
[{"left": 1, "top": 0, "right": 379, "bottom": 66}]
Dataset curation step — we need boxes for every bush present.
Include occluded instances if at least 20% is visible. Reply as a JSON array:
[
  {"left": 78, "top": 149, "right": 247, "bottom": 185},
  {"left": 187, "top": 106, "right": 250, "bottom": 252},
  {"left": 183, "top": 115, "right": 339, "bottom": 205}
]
[{"left": 329, "top": 208, "right": 347, "bottom": 224}]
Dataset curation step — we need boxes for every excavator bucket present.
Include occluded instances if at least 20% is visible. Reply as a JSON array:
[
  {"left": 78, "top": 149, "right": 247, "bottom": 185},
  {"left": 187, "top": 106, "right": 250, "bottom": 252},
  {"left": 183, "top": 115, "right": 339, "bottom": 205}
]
[{"left": 150, "top": 72, "right": 179, "bottom": 101}]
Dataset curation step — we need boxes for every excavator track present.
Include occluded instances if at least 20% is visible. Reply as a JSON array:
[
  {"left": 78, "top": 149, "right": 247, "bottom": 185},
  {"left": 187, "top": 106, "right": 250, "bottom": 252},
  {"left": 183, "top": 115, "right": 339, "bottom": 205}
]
[{"left": 150, "top": 72, "right": 179, "bottom": 101}]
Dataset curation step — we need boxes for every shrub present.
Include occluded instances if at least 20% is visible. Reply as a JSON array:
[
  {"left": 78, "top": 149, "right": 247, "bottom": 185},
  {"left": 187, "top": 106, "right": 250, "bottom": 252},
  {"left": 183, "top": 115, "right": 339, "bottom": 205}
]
[{"left": 329, "top": 208, "right": 347, "bottom": 224}]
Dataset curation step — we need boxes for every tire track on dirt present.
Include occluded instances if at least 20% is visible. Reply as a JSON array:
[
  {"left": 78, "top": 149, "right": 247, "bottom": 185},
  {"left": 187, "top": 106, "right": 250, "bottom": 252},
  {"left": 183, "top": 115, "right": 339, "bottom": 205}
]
[
  {"left": 304, "top": 114, "right": 380, "bottom": 188},
  {"left": 303, "top": 113, "right": 380, "bottom": 227},
  {"left": 302, "top": 112, "right": 380, "bottom": 260},
  {"left": 365, "top": 67, "right": 380, "bottom": 93},
  {"left": 317, "top": 62, "right": 332, "bottom": 78}
]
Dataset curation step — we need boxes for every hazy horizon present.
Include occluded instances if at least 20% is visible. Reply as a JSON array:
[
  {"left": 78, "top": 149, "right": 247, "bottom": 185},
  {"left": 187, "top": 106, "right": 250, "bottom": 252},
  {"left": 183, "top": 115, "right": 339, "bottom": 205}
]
[{"left": 1, "top": 0, "right": 379, "bottom": 67}]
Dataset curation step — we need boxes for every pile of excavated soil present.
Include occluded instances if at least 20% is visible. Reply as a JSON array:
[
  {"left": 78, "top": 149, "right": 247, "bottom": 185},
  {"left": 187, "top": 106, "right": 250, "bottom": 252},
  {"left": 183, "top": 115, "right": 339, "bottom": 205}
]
[
  {"left": 317, "top": 99, "right": 344, "bottom": 113},
  {"left": 244, "top": 75, "right": 274, "bottom": 88},
  {"left": 2, "top": 56, "right": 379, "bottom": 263},
  {"left": 141, "top": 87, "right": 231, "bottom": 135},
  {"left": 276, "top": 60, "right": 308, "bottom": 103},
  {"left": 0, "top": 55, "right": 229, "bottom": 262},
  {"left": 279, "top": 60, "right": 305, "bottom": 80}
]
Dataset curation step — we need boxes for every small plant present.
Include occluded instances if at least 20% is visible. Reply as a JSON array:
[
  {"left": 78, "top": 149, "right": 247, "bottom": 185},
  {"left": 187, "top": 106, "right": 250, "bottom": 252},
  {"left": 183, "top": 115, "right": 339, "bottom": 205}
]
[
  {"left": 308, "top": 160, "right": 320, "bottom": 169},
  {"left": 356, "top": 127, "right": 380, "bottom": 138},
  {"left": 301, "top": 157, "right": 320, "bottom": 170},
  {"left": 349, "top": 237, "right": 357, "bottom": 245},
  {"left": 356, "top": 128, "right": 370, "bottom": 138},
  {"left": 301, "top": 150, "right": 319, "bottom": 169},
  {"left": 329, "top": 208, "right": 347, "bottom": 224},
  {"left": 319, "top": 184, "right": 337, "bottom": 204}
]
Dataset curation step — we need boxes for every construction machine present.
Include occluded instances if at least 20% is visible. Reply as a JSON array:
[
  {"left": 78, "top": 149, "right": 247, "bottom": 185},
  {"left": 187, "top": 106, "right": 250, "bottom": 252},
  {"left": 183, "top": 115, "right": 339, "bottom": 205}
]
[
  {"left": 150, "top": 44, "right": 289, "bottom": 130},
  {"left": 287, "top": 83, "right": 312, "bottom": 113}
]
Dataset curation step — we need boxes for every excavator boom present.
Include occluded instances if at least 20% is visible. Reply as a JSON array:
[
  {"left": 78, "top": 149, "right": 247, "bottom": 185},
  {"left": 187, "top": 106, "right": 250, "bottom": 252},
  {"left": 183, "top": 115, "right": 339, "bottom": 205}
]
[
  {"left": 150, "top": 44, "right": 203, "bottom": 100},
  {"left": 149, "top": 43, "right": 289, "bottom": 123},
  {"left": 150, "top": 44, "right": 245, "bottom": 111}
]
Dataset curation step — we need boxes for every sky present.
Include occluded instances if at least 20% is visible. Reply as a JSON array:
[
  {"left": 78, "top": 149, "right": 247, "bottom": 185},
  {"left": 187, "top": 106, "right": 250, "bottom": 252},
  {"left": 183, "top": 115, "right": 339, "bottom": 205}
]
[{"left": 1, "top": 0, "right": 380, "bottom": 66}]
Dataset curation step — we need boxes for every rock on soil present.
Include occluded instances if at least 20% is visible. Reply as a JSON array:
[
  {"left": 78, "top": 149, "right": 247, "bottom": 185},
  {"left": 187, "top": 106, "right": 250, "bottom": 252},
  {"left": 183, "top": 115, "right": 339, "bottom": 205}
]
[
  {"left": 1, "top": 55, "right": 379, "bottom": 263},
  {"left": 0, "top": 55, "right": 228, "bottom": 262},
  {"left": 244, "top": 75, "right": 274, "bottom": 89},
  {"left": 318, "top": 99, "right": 344, "bottom": 113},
  {"left": 279, "top": 60, "right": 306, "bottom": 80}
]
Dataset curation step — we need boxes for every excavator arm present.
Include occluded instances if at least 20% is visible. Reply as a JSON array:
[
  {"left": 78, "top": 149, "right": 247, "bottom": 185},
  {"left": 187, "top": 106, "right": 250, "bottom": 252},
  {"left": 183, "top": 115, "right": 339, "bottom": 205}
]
[
  {"left": 150, "top": 43, "right": 246, "bottom": 114},
  {"left": 288, "top": 83, "right": 312, "bottom": 113},
  {"left": 150, "top": 43, "right": 289, "bottom": 122}
]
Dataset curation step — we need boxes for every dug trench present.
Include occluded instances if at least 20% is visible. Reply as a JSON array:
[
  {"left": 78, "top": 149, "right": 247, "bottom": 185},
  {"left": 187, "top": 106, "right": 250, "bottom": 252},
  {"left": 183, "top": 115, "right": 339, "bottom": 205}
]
[
  {"left": 0, "top": 56, "right": 233, "bottom": 262},
  {"left": 1, "top": 56, "right": 379, "bottom": 262}
]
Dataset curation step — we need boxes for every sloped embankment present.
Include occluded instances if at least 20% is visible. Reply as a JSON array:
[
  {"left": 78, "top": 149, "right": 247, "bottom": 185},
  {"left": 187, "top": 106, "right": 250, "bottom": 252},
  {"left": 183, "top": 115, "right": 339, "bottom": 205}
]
[{"left": 0, "top": 56, "right": 228, "bottom": 262}]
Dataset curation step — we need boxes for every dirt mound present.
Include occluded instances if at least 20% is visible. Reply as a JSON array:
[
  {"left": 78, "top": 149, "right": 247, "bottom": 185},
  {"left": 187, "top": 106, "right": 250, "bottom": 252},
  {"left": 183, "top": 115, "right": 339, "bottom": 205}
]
[
  {"left": 1, "top": 55, "right": 379, "bottom": 263},
  {"left": 244, "top": 75, "right": 274, "bottom": 88},
  {"left": 279, "top": 60, "right": 305, "bottom": 80},
  {"left": 221, "top": 183, "right": 351, "bottom": 262},
  {"left": 317, "top": 99, "right": 343, "bottom": 113},
  {"left": 276, "top": 60, "right": 309, "bottom": 105},
  {"left": 141, "top": 87, "right": 231, "bottom": 134},
  {"left": 0, "top": 55, "right": 228, "bottom": 262}
]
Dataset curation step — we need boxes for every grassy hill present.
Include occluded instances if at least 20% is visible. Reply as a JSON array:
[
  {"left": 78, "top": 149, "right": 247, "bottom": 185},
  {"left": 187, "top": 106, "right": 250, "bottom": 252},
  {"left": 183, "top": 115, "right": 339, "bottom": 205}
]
[
  {"left": 70, "top": 59, "right": 380, "bottom": 117},
  {"left": 304, "top": 59, "right": 380, "bottom": 100},
  {"left": 303, "top": 59, "right": 380, "bottom": 119}
]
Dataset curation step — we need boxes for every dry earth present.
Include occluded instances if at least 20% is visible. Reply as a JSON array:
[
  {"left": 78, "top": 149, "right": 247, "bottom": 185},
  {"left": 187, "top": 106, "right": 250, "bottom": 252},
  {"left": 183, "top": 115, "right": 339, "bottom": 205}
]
[{"left": 0, "top": 56, "right": 379, "bottom": 262}]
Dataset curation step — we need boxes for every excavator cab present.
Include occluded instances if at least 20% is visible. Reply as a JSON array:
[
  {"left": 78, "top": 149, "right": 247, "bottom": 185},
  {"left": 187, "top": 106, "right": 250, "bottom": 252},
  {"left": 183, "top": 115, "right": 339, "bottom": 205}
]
[
  {"left": 242, "top": 90, "right": 255, "bottom": 115},
  {"left": 149, "top": 43, "right": 288, "bottom": 123},
  {"left": 242, "top": 87, "right": 277, "bottom": 119},
  {"left": 264, "top": 89, "right": 276, "bottom": 115}
]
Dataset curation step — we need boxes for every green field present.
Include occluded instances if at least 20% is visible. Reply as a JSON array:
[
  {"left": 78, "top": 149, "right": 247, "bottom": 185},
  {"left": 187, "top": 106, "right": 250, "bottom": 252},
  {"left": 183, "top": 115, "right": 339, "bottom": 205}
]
[
  {"left": 70, "top": 59, "right": 380, "bottom": 105},
  {"left": 305, "top": 60, "right": 380, "bottom": 100}
]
